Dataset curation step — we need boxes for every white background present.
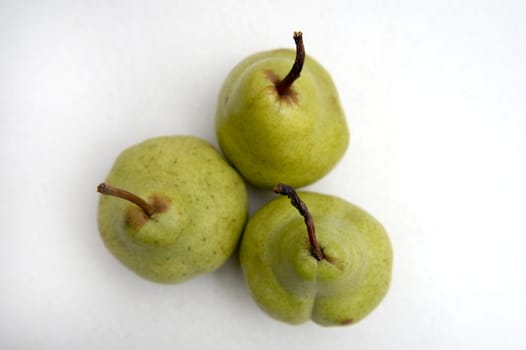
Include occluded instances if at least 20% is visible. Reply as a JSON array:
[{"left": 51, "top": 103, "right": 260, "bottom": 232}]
[{"left": 1, "top": 0, "right": 526, "bottom": 349}]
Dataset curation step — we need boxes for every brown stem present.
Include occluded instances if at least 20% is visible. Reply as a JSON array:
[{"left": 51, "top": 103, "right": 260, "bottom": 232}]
[
  {"left": 273, "top": 183, "right": 324, "bottom": 261},
  {"left": 97, "top": 183, "right": 156, "bottom": 218},
  {"left": 275, "top": 31, "right": 305, "bottom": 96}
]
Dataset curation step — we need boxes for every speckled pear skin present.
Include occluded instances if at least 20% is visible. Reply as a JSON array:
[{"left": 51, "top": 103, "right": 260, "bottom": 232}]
[
  {"left": 239, "top": 192, "right": 392, "bottom": 326},
  {"left": 215, "top": 49, "right": 349, "bottom": 189},
  {"left": 97, "top": 136, "right": 248, "bottom": 284}
]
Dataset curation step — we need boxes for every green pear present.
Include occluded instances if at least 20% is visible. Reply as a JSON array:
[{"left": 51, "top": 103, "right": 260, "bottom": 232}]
[
  {"left": 97, "top": 136, "right": 248, "bottom": 284},
  {"left": 216, "top": 32, "right": 349, "bottom": 189},
  {"left": 240, "top": 184, "right": 392, "bottom": 326}
]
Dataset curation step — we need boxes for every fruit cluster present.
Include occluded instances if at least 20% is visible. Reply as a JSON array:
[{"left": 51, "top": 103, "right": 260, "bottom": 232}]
[{"left": 96, "top": 32, "right": 392, "bottom": 327}]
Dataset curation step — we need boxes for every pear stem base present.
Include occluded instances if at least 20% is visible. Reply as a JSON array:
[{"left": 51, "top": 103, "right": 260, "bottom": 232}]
[
  {"left": 97, "top": 183, "right": 157, "bottom": 218},
  {"left": 274, "top": 31, "right": 305, "bottom": 97},
  {"left": 273, "top": 183, "right": 324, "bottom": 261}
]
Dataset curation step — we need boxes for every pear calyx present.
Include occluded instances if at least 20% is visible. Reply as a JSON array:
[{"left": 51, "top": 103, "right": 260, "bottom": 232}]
[{"left": 273, "top": 183, "right": 324, "bottom": 261}]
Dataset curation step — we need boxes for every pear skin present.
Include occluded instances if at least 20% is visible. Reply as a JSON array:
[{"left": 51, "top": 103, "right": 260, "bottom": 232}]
[
  {"left": 216, "top": 33, "right": 349, "bottom": 188},
  {"left": 239, "top": 191, "right": 392, "bottom": 326},
  {"left": 97, "top": 136, "right": 248, "bottom": 283}
]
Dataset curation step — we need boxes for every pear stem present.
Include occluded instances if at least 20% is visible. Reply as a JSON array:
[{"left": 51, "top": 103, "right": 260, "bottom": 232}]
[
  {"left": 273, "top": 183, "right": 324, "bottom": 261},
  {"left": 275, "top": 31, "right": 305, "bottom": 96},
  {"left": 97, "top": 182, "right": 156, "bottom": 218}
]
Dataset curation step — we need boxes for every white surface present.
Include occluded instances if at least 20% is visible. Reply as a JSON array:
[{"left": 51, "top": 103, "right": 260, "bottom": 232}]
[{"left": 1, "top": 0, "right": 526, "bottom": 349}]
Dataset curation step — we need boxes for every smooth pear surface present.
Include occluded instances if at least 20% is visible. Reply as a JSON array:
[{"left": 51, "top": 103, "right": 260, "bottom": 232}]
[
  {"left": 97, "top": 136, "right": 248, "bottom": 283},
  {"left": 216, "top": 49, "right": 349, "bottom": 188},
  {"left": 240, "top": 192, "right": 392, "bottom": 326}
]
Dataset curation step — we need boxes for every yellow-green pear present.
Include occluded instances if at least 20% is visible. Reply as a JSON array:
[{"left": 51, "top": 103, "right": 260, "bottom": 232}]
[
  {"left": 216, "top": 32, "right": 349, "bottom": 189},
  {"left": 240, "top": 184, "right": 392, "bottom": 326},
  {"left": 97, "top": 136, "right": 248, "bottom": 283}
]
